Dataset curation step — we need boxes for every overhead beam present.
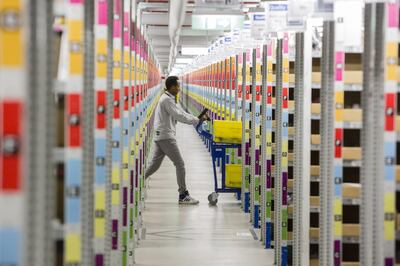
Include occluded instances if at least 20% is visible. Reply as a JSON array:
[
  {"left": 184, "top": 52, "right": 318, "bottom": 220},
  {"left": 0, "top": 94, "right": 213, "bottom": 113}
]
[
  {"left": 147, "top": 25, "right": 223, "bottom": 37},
  {"left": 141, "top": 12, "right": 192, "bottom": 25}
]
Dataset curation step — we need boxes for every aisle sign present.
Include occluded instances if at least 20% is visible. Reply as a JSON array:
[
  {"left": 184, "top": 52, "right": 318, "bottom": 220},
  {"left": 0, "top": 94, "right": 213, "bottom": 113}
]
[
  {"left": 313, "top": 0, "right": 333, "bottom": 19},
  {"left": 288, "top": 0, "right": 314, "bottom": 18},
  {"left": 264, "top": 1, "right": 288, "bottom": 33},
  {"left": 250, "top": 11, "right": 266, "bottom": 40}
]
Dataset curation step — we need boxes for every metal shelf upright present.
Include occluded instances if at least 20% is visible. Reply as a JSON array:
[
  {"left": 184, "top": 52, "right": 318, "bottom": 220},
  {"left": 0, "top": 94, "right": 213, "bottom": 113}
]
[
  {"left": 274, "top": 33, "right": 290, "bottom": 266},
  {"left": 319, "top": 20, "right": 335, "bottom": 266},
  {"left": 110, "top": 1, "right": 122, "bottom": 263},
  {"left": 361, "top": 2, "right": 399, "bottom": 266},
  {"left": 251, "top": 46, "right": 262, "bottom": 229},
  {"left": 241, "top": 51, "right": 251, "bottom": 213},
  {"left": 0, "top": 0, "right": 24, "bottom": 264},
  {"left": 293, "top": 29, "right": 312, "bottom": 266},
  {"left": 82, "top": 0, "right": 96, "bottom": 264},
  {"left": 119, "top": 0, "right": 131, "bottom": 264},
  {"left": 64, "top": 0, "right": 85, "bottom": 264},
  {"left": 94, "top": 0, "right": 109, "bottom": 264}
]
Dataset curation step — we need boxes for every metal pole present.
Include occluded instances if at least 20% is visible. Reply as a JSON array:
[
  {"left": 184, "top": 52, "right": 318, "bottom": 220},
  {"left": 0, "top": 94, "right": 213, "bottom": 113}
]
[
  {"left": 241, "top": 52, "right": 248, "bottom": 211},
  {"left": 229, "top": 57, "right": 233, "bottom": 120},
  {"left": 235, "top": 54, "right": 239, "bottom": 122},
  {"left": 224, "top": 58, "right": 228, "bottom": 119},
  {"left": 293, "top": 28, "right": 311, "bottom": 266},
  {"left": 274, "top": 38, "right": 283, "bottom": 266},
  {"left": 26, "top": 0, "right": 55, "bottom": 265},
  {"left": 250, "top": 48, "right": 257, "bottom": 226},
  {"left": 82, "top": 0, "right": 95, "bottom": 264},
  {"left": 260, "top": 43, "right": 269, "bottom": 246},
  {"left": 319, "top": 21, "right": 335, "bottom": 266},
  {"left": 104, "top": 0, "right": 115, "bottom": 264}
]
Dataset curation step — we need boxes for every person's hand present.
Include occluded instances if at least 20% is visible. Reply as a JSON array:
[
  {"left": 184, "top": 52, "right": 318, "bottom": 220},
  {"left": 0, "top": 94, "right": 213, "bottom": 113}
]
[{"left": 201, "top": 113, "right": 210, "bottom": 121}]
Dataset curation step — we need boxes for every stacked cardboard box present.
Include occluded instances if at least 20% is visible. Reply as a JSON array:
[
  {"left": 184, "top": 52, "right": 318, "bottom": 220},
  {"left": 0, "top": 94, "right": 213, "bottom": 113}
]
[
  {"left": 310, "top": 55, "right": 321, "bottom": 266},
  {"left": 341, "top": 52, "right": 363, "bottom": 265}
]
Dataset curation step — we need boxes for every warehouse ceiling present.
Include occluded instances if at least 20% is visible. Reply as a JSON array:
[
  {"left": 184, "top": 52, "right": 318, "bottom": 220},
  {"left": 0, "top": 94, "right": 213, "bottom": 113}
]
[{"left": 139, "top": 0, "right": 260, "bottom": 74}]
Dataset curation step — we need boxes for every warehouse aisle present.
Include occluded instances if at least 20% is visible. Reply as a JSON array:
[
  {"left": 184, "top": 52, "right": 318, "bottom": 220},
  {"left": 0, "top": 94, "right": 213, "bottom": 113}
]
[{"left": 135, "top": 123, "right": 274, "bottom": 266}]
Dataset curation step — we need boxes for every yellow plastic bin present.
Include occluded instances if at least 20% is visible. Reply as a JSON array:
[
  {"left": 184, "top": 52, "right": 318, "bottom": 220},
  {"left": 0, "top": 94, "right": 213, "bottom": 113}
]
[
  {"left": 225, "top": 164, "right": 242, "bottom": 188},
  {"left": 213, "top": 120, "right": 242, "bottom": 144}
]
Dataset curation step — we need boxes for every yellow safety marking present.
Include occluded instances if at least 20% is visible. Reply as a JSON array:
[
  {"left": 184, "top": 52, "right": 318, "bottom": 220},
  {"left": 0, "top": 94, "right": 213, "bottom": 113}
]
[
  {"left": 96, "top": 39, "right": 107, "bottom": 77},
  {"left": 384, "top": 193, "right": 395, "bottom": 240},
  {"left": 65, "top": 234, "right": 81, "bottom": 262},
  {"left": 123, "top": 149, "right": 129, "bottom": 180},
  {"left": 68, "top": 20, "right": 83, "bottom": 41},
  {"left": 113, "top": 49, "right": 121, "bottom": 79},
  {"left": 281, "top": 156, "right": 288, "bottom": 168},
  {"left": 70, "top": 51, "right": 83, "bottom": 75},
  {"left": 95, "top": 190, "right": 105, "bottom": 237},
  {"left": 333, "top": 199, "right": 342, "bottom": 236},
  {"left": 0, "top": 0, "right": 23, "bottom": 67},
  {"left": 256, "top": 63, "right": 261, "bottom": 83},
  {"left": 124, "top": 51, "right": 129, "bottom": 80},
  {"left": 112, "top": 166, "right": 120, "bottom": 204},
  {"left": 384, "top": 193, "right": 395, "bottom": 213},
  {"left": 95, "top": 190, "right": 105, "bottom": 209},
  {"left": 386, "top": 42, "right": 397, "bottom": 81},
  {"left": 335, "top": 109, "right": 343, "bottom": 121},
  {"left": 282, "top": 141, "right": 288, "bottom": 153},
  {"left": 95, "top": 217, "right": 105, "bottom": 237},
  {"left": 335, "top": 91, "right": 344, "bottom": 104},
  {"left": 387, "top": 42, "right": 397, "bottom": 57}
]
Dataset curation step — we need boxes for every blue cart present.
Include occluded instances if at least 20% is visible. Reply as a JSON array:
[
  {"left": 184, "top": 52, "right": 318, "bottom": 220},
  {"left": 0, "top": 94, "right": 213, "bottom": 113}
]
[{"left": 195, "top": 122, "right": 241, "bottom": 205}]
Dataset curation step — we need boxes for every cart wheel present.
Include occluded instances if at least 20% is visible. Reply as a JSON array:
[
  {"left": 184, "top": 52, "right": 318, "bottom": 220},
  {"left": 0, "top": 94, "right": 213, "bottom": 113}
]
[{"left": 208, "top": 192, "right": 218, "bottom": 205}]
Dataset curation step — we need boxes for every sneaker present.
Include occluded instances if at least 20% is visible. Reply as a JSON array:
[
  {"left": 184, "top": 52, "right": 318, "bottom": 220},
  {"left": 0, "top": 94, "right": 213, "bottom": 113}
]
[{"left": 179, "top": 194, "right": 200, "bottom": 205}]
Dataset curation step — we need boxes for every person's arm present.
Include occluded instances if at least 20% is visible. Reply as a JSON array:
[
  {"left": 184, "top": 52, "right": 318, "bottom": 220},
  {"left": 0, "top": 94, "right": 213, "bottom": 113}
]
[{"left": 163, "top": 98, "right": 199, "bottom": 125}]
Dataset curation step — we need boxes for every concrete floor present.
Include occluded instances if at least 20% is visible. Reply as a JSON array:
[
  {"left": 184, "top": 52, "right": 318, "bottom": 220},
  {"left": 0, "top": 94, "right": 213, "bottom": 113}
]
[{"left": 135, "top": 123, "right": 274, "bottom": 266}]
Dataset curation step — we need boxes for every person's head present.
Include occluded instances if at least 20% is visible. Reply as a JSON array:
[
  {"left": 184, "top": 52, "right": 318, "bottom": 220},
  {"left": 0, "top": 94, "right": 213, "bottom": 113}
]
[{"left": 165, "top": 76, "right": 180, "bottom": 96}]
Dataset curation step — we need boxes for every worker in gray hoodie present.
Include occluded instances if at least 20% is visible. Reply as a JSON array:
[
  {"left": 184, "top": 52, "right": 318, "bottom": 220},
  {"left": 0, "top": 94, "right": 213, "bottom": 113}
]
[{"left": 145, "top": 76, "right": 209, "bottom": 204}]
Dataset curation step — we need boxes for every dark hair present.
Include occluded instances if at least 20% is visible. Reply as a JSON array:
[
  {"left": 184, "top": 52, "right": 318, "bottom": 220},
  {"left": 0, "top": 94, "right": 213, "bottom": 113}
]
[{"left": 165, "top": 76, "right": 179, "bottom": 91}]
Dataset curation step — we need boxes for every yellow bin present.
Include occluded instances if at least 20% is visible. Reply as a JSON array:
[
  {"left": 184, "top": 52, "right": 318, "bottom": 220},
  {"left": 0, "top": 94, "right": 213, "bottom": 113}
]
[
  {"left": 213, "top": 120, "right": 242, "bottom": 144},
  {"left": 225, "top": 164, "right": 242, "bottom": 188}
]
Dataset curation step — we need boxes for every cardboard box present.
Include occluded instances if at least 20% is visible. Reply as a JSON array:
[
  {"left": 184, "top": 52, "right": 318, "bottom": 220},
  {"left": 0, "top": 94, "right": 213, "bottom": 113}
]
[
  {"left": 311, "top": 103, "right": 321, "bottom": 115},
  {"left": 288, "top": 153, "right": 294, "bottom": 162},
  {"left": 310, "top": 259, "right": 320, "bottom": 266},
  {"left": 310, "top": 166, "right": 320, "bottom": 176},
  {"left": 343, "top": 224, "right": 360, "bottom": 237},
  {"left": 309, "top": 228, "right": 319, "bottom": 239},
  {"left": 288, "top": 179, "right": 293, "bottom": 189},
  {"left": 397, "top": 116, "right": 400, "bottom": 132},
  {"left": 342, "top": 109, "right": 362, "bottom": 122},
  {"left": 310, "top": 196, "right": 320, "bottom": 206},
  {"left": 397, "top": 214, "right": 400, "bottom": 230},
  {"left": 343, "top": 183, "right": 361, "bottom": 198},
  {"left": 312, "top": 72, "right": 321, "bottom": 84},
  {"left": 288, "top": 231, "right": 293, "bottom": 241},
  {"left": 291, "top": 73, "right": 297, "bottom": 83},
  {"left": 288, "top": 205, "right": 293, "bottom": 215},
  {"left": 272, "top": 143, "right": 276, "bottom": 150},
  {"left": 344, "top": 71, "right": 363, "bottom": 84},
  {"left": 288, "top": 100, "right": 295, "bottom": 110},
  {"left": 342, "top": 263, "right": 360, "bottom": 266},
  {"left": 397, "top": 67, "right": 400, "bottom": 83},
  {"left": 342, "top": 147, "right": 362, "bottom": 160},
  {"left": 397, "top": 166, "right": 400, "bottom": 183},
  {"left": 271, "top": 97, "right": 276, "bottom": 106},
  {"left": 311, "top": 134, "right": 321, "bottom": 145},
  {"left": 288, "top": 127, "right": 294, "bottom": 136}
]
